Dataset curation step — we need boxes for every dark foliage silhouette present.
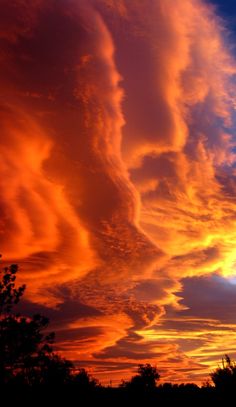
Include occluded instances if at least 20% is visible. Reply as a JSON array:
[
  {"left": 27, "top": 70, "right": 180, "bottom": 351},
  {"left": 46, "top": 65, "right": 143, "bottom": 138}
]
[
  {"left": 210, "top": 354, "right": 236, "bottom": 392},
  {"left": 0, "top": 258, "right": 73, "bottom": 387},
  {"left": 120, "top": 363, "right": 160, "bottom": 391},
  {"left": 73, "top": 368, "right": 99, "bottom": 390}
]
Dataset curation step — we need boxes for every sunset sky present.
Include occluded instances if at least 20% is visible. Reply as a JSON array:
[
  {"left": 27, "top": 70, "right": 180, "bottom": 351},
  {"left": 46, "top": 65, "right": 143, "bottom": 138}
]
[{"left": 2, "top": 0, "right": 236, "bottom": 385}]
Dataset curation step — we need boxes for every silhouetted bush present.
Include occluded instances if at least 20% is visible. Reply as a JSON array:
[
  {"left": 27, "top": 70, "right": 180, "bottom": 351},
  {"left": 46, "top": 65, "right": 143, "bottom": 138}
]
[
  {"left": 210, "top": 354, "right": 236, "bottom": 393},
  {"left": 120, "top": 363, "right": 160, "bottom": 392},
  {"left": 73, "top": 367, "right": 100, "bottom": 390}
]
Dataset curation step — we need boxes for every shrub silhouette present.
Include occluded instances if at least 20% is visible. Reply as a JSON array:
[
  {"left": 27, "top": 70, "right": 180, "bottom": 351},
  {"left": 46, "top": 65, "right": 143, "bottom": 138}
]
[
  {"left": 0, "top": 259, "right": 73, "bottom": 387},
  {"left": 121, "top": 363, "right": 160, "bottom": 391},
  {"left": 73, "top": 368, "right": 99, "bottom": 390},
  {"left": 210, "top": 354, "right": 236, "bottom": 392}
]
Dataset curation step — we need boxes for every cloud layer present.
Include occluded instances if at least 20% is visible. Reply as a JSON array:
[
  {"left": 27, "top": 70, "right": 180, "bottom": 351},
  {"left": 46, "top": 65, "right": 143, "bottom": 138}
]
[{"left": 1, "top": 0, "right": 236, "bottom": 384}]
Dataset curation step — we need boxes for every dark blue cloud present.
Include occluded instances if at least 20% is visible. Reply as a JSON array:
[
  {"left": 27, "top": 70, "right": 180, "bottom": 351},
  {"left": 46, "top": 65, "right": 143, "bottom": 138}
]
[
  {"left": 210, "top": 0, "right": 236, "bottom": 16},
  {"left": 209, "top": 0, "right": 236, "bottom": 41},
  {"left": 171, "top": 274, "right": 236, "bottom": 324}
]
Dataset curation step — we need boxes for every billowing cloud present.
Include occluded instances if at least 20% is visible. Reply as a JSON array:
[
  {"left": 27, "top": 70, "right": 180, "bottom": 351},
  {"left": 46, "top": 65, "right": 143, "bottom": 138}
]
[{"left": 1, "top": 0, "right": 236, "bottom": 384}]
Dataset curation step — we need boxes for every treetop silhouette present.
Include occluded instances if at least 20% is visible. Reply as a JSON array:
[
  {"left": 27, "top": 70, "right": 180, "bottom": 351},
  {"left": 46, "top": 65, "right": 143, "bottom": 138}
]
[
  {"left": 210, "top": 354, "right": 236, "bottom": 392},
  {"left": 0, "top": 258, "right": 72, "bottom": 386},
  {"left": 120, "top": 363, "right": 160, "bottom": 391}
]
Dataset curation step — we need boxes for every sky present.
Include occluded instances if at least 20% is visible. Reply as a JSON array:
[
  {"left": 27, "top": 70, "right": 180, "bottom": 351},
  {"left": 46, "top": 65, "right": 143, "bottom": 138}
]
[{"left": 1, "top": 0, "right": 236, "bottom": 385}]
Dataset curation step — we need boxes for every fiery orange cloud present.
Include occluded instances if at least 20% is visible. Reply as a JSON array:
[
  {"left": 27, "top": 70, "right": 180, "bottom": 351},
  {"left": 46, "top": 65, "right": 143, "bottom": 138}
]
[{"left": 1, "top": 0, "right": 236, "bottom": 385}]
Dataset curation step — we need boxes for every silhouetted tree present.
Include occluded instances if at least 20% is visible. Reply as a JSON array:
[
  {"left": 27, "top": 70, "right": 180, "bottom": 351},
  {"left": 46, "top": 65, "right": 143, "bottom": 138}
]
[
  {"left": 0, "top": 262, "right": 25, "bottom": 314},
  {"left": 210, "top": 355, "right": 236, "bottom": 392},
  {"left": 73, "top": 368, "right": 99, "bottom": 390},
  {"left": 121, "top": 363, "right": 160, "bottom": 391},
  {"left": 0, "top": 259, "right": 73, "bottom": 387}
]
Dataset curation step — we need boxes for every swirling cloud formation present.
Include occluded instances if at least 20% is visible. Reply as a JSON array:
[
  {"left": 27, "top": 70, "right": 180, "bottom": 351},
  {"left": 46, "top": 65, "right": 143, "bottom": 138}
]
[{"left": 1, "top": 0, "right": 236, "bottom": 384}]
